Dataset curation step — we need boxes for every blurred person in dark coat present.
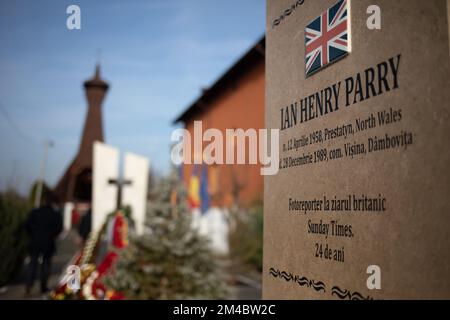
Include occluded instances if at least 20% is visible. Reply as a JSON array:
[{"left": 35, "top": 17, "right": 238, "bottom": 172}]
[
  {"left": 77, "top": 208, "right": 91, "bottom": 243},
  {"left": 24, "top": 193, "right": 63, "bottom": 295}
]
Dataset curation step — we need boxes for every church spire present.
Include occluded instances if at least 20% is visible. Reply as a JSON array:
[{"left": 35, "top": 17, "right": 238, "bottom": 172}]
[
  {"left": 94, "top": 63, "right": 101, "bottom": 79},
  {"left": 54, "top": 63, "right": 110, "bottom": 202},
  {"left": 84, "top": 63, "right": 109, "bottom": 90}
]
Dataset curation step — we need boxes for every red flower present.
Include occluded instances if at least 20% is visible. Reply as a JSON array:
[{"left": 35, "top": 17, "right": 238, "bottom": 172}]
[
  {"left": 109, "top": 291, "right": 125, "bottom": 300},
  {"left": 97, "top": 251, "right": 118, "bottom": 275}
]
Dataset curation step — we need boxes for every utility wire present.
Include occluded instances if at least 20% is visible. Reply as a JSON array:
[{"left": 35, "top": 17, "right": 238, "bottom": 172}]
[{"left": 0, "top": 100, "right": 36, "bottom": 144}]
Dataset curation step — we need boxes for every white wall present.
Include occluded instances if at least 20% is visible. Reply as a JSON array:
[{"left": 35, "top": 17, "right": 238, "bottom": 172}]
[
  {"left": 122, "top": 152, "right": 149, "bottom": 235},
  {"left": 92, "top": 141, "right": 119, "bottom": 233}
]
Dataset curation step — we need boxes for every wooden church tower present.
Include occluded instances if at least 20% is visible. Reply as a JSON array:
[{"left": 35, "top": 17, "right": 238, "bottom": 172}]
[{"left": 54, "top": 65, "right": 109, "bottom": 203}]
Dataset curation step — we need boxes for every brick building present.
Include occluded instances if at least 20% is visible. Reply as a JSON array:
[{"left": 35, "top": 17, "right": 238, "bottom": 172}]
[{"left": 174, "top": 36, "right": 265, "bottom": 208}]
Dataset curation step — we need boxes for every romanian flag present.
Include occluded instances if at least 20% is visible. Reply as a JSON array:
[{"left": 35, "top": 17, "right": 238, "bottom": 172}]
[{"left": 188, "top": 165, "right": 201, "bottom": 208}]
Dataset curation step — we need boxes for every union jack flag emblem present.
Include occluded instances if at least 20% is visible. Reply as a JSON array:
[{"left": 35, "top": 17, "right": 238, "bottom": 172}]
[{"left": 305, "top": 0, "right": 350, "bottom": 77}]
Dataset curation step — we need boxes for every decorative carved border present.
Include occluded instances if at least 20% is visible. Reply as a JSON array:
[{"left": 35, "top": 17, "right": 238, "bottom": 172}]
[
  {"left": 331, "top": 286, "right": 372, "bottom": 300},
  {"left": 269, "top": 267, "right": 326, "bottom": 292},
  {"left": 268, "top": 267, "right": 373, "bottom": 300}
]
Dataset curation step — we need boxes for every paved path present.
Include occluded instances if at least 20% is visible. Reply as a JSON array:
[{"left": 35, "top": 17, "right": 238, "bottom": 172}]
[
  {"left": 0, "top": 231, "right": 79, "bottom": 300},
  {"left": 0, "top": 231, "right": 261, "bottom": 300},
  {"left": 231, "top": 272, "right": 262, "bottom": 299}
]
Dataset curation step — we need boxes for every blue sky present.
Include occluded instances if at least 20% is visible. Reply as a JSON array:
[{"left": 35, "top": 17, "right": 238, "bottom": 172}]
[{"left": 0, "top": 0, "right": 265, "bottom": 195}]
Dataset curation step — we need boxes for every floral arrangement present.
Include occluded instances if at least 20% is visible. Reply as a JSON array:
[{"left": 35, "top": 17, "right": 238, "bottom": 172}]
[{"left": 50, "top": 211, "right": 129, "bottom": 300}]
